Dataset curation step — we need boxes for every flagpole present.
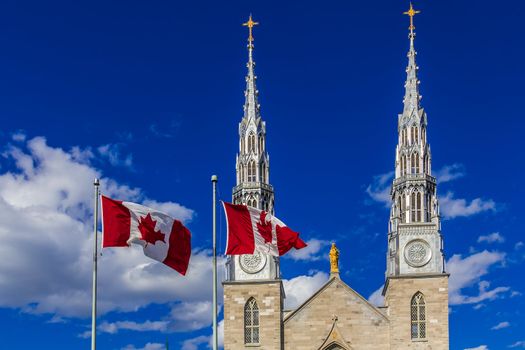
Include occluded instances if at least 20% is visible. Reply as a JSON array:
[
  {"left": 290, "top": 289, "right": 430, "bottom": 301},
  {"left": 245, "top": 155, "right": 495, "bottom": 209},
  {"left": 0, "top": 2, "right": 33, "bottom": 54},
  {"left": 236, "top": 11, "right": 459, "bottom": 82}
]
[
  {"left": 211, "top": 175, "right": 218, "bottom": 350},
  {"left": 91, "top": 178, "right": 100, "bottom": 350}
]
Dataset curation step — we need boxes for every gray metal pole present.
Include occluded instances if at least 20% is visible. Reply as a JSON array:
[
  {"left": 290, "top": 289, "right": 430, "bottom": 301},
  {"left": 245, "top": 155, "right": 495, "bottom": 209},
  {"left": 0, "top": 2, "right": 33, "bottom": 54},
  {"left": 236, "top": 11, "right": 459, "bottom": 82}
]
[
  {"left": 91, "top": 178, "right": 100, "bottom": 350},
  {"left": 211, "top": 175, "right": 218, "bottom": 350}
]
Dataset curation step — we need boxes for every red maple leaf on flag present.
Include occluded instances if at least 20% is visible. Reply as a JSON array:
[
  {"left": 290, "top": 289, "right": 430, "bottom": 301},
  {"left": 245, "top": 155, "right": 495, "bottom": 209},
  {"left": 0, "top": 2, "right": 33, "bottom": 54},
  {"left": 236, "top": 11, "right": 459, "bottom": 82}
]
[
  {"left": 138, "top": 213, "right": 166, "bottom": 245},
  {"left": 256, "top": 211, "right": 273, "bottom": 244}
]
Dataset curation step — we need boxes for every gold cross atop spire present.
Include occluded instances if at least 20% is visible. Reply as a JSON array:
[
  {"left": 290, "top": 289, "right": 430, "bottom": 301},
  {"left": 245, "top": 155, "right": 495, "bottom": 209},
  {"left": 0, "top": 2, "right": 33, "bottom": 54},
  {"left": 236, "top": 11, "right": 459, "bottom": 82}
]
[
  {"left": 242, "top": 14, "right": 259, "bottom": 44},
  {"left": 403, "top": 2, "right": 420, "bottom": 33}
]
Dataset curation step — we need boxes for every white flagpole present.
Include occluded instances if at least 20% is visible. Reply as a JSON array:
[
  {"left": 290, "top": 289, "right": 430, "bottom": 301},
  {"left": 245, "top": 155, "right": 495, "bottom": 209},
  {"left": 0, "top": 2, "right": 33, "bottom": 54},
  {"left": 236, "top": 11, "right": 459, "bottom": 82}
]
[
  {"left": 211, "top": 175, "right": 218, "bottom": 350},
  {"left": 91, "top": 178, "right": 100, "bottom": 350}
]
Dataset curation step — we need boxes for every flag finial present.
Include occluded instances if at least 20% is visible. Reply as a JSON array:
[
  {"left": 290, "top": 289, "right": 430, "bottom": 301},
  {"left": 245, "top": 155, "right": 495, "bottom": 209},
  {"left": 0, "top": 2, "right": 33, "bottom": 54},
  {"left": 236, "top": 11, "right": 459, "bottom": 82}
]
[{"left": 329, "top": 242, "right": 340, "bottom": 277}]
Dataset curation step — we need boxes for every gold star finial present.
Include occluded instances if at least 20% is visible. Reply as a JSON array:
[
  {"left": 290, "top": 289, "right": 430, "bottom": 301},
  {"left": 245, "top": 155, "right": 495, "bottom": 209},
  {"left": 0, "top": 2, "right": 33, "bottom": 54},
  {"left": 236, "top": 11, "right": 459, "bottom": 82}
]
[
  {"left": 242, "top": 14, "right": 259, "bottom": 44},
  {"left": 403, "top": 3, "right": 420, "bottom": 33}
]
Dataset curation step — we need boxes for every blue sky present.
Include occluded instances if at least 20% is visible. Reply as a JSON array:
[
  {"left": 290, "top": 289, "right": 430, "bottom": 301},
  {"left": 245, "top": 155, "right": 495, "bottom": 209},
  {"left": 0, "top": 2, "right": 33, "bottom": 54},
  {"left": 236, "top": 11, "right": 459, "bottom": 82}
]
[{"left": 0, "top": 0, "right": 524, "bottom": 349}]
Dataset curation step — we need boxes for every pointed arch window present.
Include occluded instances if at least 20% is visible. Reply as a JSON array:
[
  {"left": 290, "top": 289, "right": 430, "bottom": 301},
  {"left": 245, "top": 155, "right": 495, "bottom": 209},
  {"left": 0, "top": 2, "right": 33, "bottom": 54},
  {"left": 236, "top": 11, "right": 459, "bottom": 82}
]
[
  {"left": 411, "top": 292, "right": 426, "bottom": 339},
  {"left": 411, "top": 153, "right": 419, "bottom": 174},
  {"left": 260, "top": 163, "right": 266, "bottom": 183},
  {"left": 248, "top": 133, "right": 256, "bottom": 153},
  {"left": 410, "top": 192, "right": 416, "bottom": 222},
  {"left": 258, "top": 135, "right": 263, "bottom": 153},
  {"left": 402, "top": 194, "right": 407, "bottom": 223},
  {"left": 239, "top": 164, "right": 244, "bottom": 183},
  {"left": 244, "top": 298, "right": 260, "bottom": 345},
  {"left": 414, "top": 127, "right": 419, "bottom": 143},
  {"left": 248, "top": 161, "right": 256, "bottom": 182},
  {"left": 399, "top": 196, "right": 406, "bottom": 223},
  {"left": 416, "top": 192, "right": 422, "bottom": 222},
  {"left": 425, "top": 193, "right": 431, "bottom": 222},
  {"left": 247, "top": 197, "right": 257, "bottom": 208}
]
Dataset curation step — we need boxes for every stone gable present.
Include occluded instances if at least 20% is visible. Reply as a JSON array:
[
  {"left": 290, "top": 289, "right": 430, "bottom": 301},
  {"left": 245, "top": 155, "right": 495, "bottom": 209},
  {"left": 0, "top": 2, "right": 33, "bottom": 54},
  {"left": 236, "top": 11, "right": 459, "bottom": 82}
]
[{"left": 284, "top": 277, "right": 390, "bottom": 350}]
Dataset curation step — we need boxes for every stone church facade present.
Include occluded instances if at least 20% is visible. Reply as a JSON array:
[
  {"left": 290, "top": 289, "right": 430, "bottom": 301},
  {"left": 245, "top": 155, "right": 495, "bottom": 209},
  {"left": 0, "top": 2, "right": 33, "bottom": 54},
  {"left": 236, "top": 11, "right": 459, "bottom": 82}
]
[{"left": 223, "top": 7, "right": 449, "bottom": 350}]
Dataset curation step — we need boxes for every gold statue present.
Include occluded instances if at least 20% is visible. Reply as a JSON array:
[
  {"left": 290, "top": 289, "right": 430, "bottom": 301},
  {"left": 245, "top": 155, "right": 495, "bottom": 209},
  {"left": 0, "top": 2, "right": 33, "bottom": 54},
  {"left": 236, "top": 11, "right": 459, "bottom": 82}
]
[{"left": 329, "top": 242, "right": 339, "bottom": 274}]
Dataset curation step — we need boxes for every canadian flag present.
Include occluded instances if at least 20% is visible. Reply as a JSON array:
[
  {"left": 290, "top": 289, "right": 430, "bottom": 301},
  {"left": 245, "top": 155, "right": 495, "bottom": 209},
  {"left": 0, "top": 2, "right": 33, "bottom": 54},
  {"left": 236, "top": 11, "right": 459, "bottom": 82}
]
[
  {"left": 222, "top": 202, "right": 307, "bottom": 256},
  {"left": 101, "top": 195, "right": 191, "bottom": 276}
]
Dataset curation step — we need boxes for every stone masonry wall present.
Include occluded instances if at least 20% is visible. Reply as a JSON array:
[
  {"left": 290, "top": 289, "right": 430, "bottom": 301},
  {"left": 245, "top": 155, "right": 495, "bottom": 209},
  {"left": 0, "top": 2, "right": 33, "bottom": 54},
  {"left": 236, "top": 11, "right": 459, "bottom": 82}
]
[
  {"left": 223, "top": 280, "right": 283, "bottom": 350},
  {"left": 384, "top": 274, "right": 449, "bottom": 350}
]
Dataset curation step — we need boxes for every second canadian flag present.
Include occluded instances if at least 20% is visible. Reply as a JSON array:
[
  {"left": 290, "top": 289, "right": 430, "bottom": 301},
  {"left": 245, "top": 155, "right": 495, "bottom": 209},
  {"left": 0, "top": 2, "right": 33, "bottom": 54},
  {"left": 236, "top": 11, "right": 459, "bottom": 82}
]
[{"left": 222, "top": 202, "right": 307, "bottom": 256}]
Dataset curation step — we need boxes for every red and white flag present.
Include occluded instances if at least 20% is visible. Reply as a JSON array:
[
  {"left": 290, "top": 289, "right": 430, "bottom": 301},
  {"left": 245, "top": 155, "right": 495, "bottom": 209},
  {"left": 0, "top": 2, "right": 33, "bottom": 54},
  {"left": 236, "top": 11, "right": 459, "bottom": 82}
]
[
  {"left": 222, "top": 202, "right": 307, "bottom": 256},
  {"left": 101, "top": 195, "right": 191, "bottom": 276}
]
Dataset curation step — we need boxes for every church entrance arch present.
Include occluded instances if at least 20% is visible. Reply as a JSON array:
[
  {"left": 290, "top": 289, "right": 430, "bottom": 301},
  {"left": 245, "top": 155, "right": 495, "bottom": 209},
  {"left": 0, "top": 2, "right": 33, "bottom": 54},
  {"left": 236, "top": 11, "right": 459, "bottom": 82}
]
[{"left": 322, "top": 341, "right": 350, "bottom": 350}]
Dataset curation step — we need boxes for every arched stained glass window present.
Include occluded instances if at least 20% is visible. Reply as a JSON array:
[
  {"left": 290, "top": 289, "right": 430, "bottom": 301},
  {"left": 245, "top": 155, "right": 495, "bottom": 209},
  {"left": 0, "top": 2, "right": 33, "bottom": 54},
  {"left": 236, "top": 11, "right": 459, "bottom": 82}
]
[
  {"left": 244, "top": 298, "right": 259, "bottom": 345},
  {"left": 411, "top": 292, "right": 426, "bottom": 339}
]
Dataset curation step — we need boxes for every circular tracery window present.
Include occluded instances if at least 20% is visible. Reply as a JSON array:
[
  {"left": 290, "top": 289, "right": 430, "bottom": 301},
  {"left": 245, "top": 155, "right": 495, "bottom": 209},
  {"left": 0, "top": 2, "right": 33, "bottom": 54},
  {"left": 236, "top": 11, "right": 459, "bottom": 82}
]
[
  {"left": 240, "top": 251, "right": 267, "bottom": 274},
  {"left": 404, "top": 239, "right": 432, "bottom": 267}
]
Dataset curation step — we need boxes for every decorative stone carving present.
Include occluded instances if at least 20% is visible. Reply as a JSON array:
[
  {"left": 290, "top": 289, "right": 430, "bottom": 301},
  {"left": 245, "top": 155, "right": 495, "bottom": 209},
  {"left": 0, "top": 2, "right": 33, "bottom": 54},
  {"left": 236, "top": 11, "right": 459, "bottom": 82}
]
[
  {"left": 404, "top": 239, "right": 432, "bottom": 267},
  {"left": 240, "top": 251, "right": 267, "bottom": 274}
]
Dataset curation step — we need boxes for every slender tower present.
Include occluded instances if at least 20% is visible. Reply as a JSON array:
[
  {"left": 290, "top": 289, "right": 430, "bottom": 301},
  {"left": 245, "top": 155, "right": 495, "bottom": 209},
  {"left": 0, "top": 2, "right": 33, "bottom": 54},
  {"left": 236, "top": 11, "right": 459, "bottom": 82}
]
[
  {"left": 383, "top": 4, "right": 449, "bottom": 349},
  {"left": 232, "top": 17, "right": 274, "bottom": 214},
  {"left": 223, "top": 16, "right": 283, "bottom": 350},
  {"left": 227, "top": 15, "right": 278, "bottom": 282}
]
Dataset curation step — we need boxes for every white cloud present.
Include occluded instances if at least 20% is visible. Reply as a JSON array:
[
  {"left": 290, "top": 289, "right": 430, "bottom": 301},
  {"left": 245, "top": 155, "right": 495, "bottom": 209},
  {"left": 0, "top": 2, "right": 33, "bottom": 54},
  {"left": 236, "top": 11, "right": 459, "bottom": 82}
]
[
  {"left": 368, "top": 285, "right": 384, "bottom": 307},
  {"left": 283, "top": 271, "right": 329, "bottom": 309},
  {"left": 121, "top": 343, "right": 165, "bottom": 350},
  {"left": 181, "top": 319, "right": 224, "bottom": 350},
  {"left": 366, "top": 171, "right": 394, "bottom": 207},
  {"left": 464, "top": 346, "right": 488, "bottom": 350},
  {"left": 491, "top": 321, "right": 510, "bottom": 330},
  {"left": 440, "top": 192, "right": 496, "bottom": 219},
  {"left": 0, "top": 136, "right": 217, "bottom": 327},
  {"left": 434, "top": 163, "right": 466, "bottom": 183},
  {"left": 478, "top": 232, "right": 505, "bottom": 244},
  {"left": 12, "top": 131, "right": 27, "bottom": 142},
  {"left": 98, "top": 143, "right": 133, "bottom": 168},
  {"left": 286, "top": 239, "right": 330, "bottom": 261},
  {"left": 182, "top": 335, "right": 209, "bottom": 350},
  {"left": 168, "top": 301, "right": 215, "bottom": 332},
  {"left": 99, "top": 320, "right": 168, "bottom": 334},
  {"left": 80, "top": 301, "right": 217, "bottom": 339},
  {"left": 509, "top": 341, "right": 525, "bottom": 348},
  {"left": 143, "top": 199, "right": 194, "bottom": 223},
  {"left": 515, "top": 242, "right": 524, "bottom": 250},
  {"left": 447, "top": 250, "right": 509, "bottom": 305}
]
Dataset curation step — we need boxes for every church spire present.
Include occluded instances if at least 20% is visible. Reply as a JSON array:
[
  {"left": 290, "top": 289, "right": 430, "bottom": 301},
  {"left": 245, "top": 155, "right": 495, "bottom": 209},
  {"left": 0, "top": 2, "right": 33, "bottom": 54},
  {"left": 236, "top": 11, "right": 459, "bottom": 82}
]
[
  {"left": 402, "top": 3, "right": 422, "bottom": 113},
  {"left": 228, "top": 16, "right": 278, "bottom": 283},
  {"left": 385, "top": 4, "right": 445, "bottom": 279},
  {"left": 233, "top": 15, "right": 274, "bottom": 213},
  {"left": 242, "top": 15, "right": 260, "bottom": 122}
]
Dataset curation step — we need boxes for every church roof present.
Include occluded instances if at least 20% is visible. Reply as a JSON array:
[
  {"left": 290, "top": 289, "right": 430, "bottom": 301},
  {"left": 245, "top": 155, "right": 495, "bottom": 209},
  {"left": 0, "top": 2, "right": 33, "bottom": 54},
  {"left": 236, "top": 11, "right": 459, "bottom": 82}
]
[{"left": 283, "top": 276, "right": 389, "bottom": 324}]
